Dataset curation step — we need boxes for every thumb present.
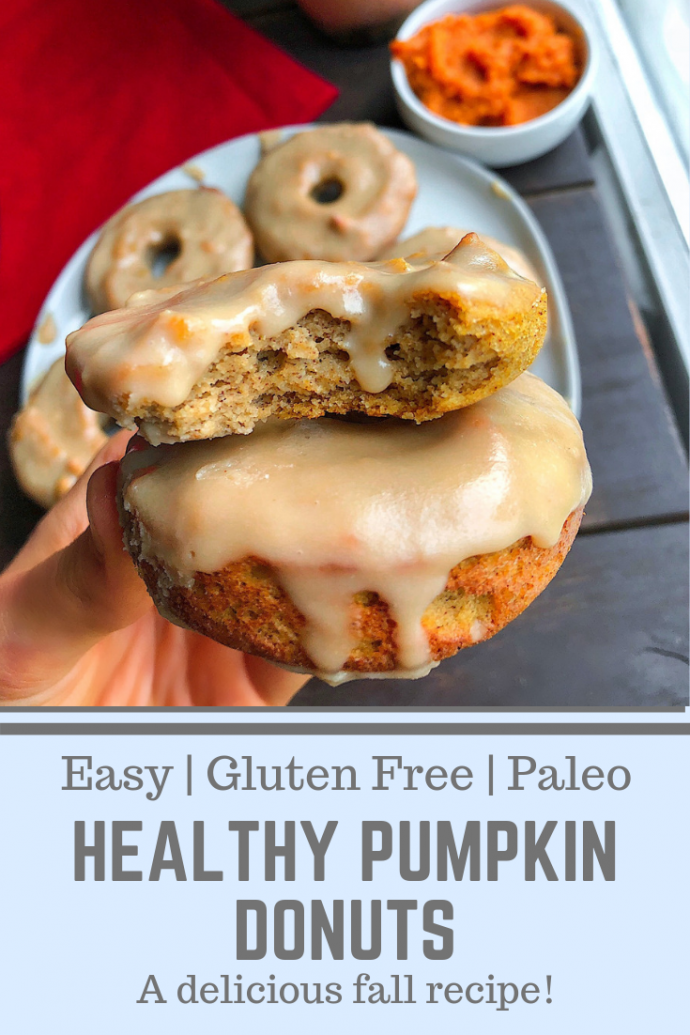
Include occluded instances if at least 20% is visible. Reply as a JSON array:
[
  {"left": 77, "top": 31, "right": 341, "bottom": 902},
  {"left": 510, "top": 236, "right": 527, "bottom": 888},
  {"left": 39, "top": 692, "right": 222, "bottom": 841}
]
[{"left": 0, "top": 461, "right": 151, "bottom": 700}]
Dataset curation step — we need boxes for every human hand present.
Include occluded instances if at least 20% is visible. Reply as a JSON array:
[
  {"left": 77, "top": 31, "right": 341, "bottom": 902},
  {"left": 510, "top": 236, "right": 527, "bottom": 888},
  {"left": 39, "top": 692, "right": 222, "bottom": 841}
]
[{"left": 0, "top": 431, "right": 309, "bottom": 706}]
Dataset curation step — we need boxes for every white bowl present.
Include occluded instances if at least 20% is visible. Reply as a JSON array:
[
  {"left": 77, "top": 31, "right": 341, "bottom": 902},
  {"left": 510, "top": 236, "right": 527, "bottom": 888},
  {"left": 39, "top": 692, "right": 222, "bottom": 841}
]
[{"left": 391, "top": 0, "right": 598, "bottom": 167}]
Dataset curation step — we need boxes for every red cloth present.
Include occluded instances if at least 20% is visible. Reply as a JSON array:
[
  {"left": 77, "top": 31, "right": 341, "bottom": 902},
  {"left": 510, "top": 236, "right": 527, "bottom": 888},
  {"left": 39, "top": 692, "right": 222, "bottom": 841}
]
[{"left": 0, "top": 0, "right": 337, "bottom": 363}]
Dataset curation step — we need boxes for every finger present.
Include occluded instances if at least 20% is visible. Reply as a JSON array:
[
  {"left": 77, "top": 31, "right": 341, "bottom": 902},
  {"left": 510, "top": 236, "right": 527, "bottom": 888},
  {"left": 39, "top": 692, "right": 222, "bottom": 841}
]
[
  {"left": 125, "top": 433, "right": 149, "bottom": 455},
  {"left": 0, "top": 460, "right": 151, "bottom": 700},
  {"left": 178, "top": 633, "right": 310, "bottom": 707},
  {"left": 124, "top": 430, "right": 309, "bottom": 705},
  {"left": 243, "top": 654, "right": 311, "bottom": 706},
  {"left": 6, "top": 428, "right": 134, "bottom": 577}
]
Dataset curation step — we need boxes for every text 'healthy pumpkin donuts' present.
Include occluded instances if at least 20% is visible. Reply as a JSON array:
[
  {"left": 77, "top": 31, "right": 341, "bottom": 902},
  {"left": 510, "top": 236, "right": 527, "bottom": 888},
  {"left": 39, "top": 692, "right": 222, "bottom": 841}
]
[{"left": 66, "top": 234, "right": 547, "bottom": 443}]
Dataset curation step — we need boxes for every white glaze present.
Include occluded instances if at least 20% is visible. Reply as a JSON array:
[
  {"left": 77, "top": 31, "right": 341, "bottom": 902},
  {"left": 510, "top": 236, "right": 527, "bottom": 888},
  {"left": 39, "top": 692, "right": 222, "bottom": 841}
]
[
  {"left": 85, "top": 187, "right": 254, "bottom": 313},
  {"left": 245, "top": 122, "right": 417, "bottom": 262},
  {"left": 68, "top": 233, "right": 542, "bottom": 419},
  {"left": 121, "top": 373, "right": 591, "bottom": 678},
  {"left": 10, "top": 358, "right": 107, "bottom": 508},
  {"left": 379, "top": 225, "right": 542, "bottom": 284}
]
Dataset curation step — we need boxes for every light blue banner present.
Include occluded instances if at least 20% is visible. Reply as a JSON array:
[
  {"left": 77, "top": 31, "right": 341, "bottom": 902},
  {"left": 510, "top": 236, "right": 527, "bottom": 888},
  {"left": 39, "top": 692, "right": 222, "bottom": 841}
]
[{"left": 1, "top": 714, "right": 688, "bottom": 1033}]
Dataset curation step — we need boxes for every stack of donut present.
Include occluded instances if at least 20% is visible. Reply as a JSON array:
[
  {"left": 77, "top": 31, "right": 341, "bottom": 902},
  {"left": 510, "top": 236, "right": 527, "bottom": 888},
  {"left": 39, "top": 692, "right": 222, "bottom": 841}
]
[
  {"left": 12, "top": 123, "right": 591, "bottom": 684},
  {"left": 60, "top": 122, "right": 591, "bottom": 684},
  {"left": 9, "top": 123, "right": 548, "bottom": 508},
  {"left": 11, "top": 122, "right": 547, "bottom": 510}
]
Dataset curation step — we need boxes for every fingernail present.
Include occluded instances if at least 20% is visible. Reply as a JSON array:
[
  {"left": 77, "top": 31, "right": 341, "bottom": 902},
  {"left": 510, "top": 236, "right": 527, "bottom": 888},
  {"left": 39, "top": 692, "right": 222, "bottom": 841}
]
[{"left": 126, "top": 435, "right": 148, "bottom": 454}]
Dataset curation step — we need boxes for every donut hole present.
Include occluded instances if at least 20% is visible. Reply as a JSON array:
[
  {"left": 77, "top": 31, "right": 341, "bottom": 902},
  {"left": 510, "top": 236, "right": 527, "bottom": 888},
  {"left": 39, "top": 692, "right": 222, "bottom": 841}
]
[
  {"left": 310, "top": 178, "right": 344, "bottom": 205},
  {"left": 146, "top": 235, "right": 182, "bottom": 278}
]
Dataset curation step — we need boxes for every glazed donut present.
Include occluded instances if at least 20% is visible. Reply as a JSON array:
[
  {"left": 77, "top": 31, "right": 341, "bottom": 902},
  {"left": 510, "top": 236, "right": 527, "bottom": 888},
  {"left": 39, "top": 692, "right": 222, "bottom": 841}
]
[
  {"left": 379, "top": 226, "right": 543, "bottom": 284},
  {"left": 67, "top": 234, "right": 547, "bottom": 442},
  {"left": 9, "top": 358, "right": 108, "bottom": 509},
  {"left": 86, "top": 188, "right": 254, "bottom": 313},
  {"left": 119, "top": 373, "right": 591, "bottom": 683},
  {"left": 244, "top": 123, "right": 417, "bottom": 262}
]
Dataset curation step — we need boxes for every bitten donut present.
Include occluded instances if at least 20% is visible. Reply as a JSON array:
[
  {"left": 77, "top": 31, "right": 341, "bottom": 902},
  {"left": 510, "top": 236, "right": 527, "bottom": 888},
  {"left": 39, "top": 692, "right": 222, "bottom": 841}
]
[
  {"left": 244, "top": 123, "right": 417, "bottom": 262},
  {"left": 67, "top": 234, "right": 547, "bottom": 442},
  {"left": 9, "top": 358, "right": 108, "bottom": 508},
  {"left": 379, "top": 226, "right": 542, "bottom": 284},
  {"left": 86, "top": 188, "right": 254, "bottom": 313},
  {"left": 119, "top": 374, "right": 592, "bottom": 684}
]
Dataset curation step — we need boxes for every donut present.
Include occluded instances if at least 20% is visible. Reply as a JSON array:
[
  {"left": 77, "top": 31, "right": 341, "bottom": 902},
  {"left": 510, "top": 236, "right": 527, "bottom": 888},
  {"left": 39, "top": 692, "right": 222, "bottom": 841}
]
[
  {"left": 9, "top": 358, "right": 108, "bottom": 509},
  {"left": 379, "top": 226, "right": 543, "bottom": 284},
  {"left": 85, "top": 188, "right": 254, "bottom": 314},
  {"left": 67, "top": 233, "right": 547, "bottom": 443},
  {"left": 244, "top": 123, "right": 417, "bottom": 262},
  {"left": 118, "top": 374, "right": 592, "bottom": 683}
]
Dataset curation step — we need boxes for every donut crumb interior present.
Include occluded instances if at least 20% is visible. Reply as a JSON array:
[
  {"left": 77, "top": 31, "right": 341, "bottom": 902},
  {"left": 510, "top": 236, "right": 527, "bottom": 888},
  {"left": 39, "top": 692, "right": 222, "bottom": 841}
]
[{"left": 131, "top": 297, "right": 546, "bottom": 440}]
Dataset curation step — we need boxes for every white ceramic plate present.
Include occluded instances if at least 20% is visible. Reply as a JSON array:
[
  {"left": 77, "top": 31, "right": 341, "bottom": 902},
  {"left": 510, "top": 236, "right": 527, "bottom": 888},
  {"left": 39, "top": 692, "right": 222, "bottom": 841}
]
[{"left": 22, "top": 125, "right": 580, "bottom": 414}]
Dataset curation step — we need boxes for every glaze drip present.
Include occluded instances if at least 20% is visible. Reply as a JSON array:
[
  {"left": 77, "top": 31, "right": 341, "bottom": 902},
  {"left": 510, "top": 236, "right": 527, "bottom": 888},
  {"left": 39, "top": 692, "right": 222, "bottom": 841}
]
[
  {"left": 11, "top": 358, "right": 108, "bottom": 508},
  {"left": 67, "top": 234, "right": 543, "bottom": 417},
  {"left": 120, "top": 374, "right": 591, "bottom": 678}
]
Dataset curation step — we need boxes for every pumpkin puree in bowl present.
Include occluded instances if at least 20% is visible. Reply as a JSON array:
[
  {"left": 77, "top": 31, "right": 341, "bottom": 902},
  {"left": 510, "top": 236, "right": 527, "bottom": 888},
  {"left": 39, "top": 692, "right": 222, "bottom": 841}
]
[{"left": 391, "top": 4, "right": 582, "bottom": 127}]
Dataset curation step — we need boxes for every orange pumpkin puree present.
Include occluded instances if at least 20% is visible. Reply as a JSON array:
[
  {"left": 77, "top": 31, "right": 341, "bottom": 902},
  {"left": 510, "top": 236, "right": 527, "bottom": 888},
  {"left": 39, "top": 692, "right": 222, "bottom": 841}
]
[{"left": 391, "top": 5, "right": 582, "bottom": 127}]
